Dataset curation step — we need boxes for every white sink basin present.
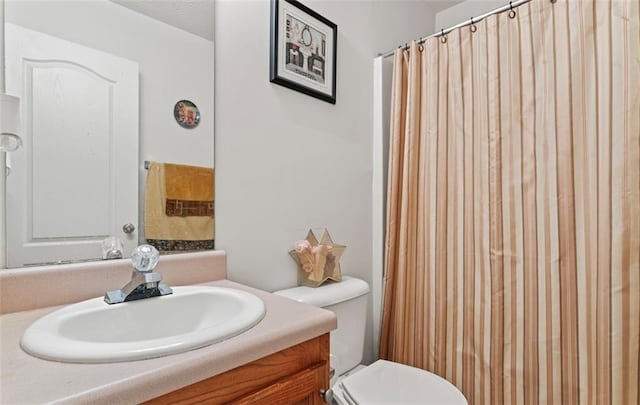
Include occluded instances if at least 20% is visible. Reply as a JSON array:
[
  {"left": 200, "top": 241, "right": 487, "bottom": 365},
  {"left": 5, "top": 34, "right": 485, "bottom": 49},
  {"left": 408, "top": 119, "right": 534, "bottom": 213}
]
[{"left": 20, "top": 286, "right": 266, "bottom": 363}]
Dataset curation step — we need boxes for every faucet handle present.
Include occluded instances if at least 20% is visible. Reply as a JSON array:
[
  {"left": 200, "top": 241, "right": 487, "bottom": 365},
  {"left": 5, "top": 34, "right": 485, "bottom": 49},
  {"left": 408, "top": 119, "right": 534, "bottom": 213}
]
[{"left": 131, "top": 244, "right": 160, "bottom": 272}]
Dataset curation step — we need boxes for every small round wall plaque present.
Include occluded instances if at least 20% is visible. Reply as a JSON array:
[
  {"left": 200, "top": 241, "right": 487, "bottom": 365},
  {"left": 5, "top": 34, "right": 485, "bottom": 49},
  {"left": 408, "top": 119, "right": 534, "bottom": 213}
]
[{"left": 174, "top": 100, "right": 200, "bottom": 129}]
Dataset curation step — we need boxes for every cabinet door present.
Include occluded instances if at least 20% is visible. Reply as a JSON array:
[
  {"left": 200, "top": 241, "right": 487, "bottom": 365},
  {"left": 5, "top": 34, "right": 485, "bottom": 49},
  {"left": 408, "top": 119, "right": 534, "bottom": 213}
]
[
  {"left": 233, "top": 364, "right": 327, "bottom": 405},
  {"left": 146, "top": 334, "right": 330, "bottom": 405}
]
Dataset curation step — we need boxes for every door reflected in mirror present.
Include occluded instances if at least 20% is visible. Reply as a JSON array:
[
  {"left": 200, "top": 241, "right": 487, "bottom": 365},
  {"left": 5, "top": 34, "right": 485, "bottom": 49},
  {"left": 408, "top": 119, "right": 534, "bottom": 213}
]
[{"left": 4, "top": 0, "right": 214, "bottom": 268}]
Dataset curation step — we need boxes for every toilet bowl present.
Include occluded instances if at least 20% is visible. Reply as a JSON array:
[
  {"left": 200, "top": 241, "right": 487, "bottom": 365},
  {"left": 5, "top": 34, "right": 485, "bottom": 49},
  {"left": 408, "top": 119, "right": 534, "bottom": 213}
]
[
  {"left": 331, "top": 360, "right": 466, "bottom": 404},
  {"left": 275, "top": 277, "right": 467, "bottom": 405}
]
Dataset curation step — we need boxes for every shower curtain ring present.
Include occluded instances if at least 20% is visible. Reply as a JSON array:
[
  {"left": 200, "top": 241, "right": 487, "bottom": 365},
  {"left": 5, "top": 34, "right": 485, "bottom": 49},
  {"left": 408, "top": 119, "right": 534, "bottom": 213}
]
[
  {"left": 470, "top": 17, "right": 477, "bottom": 32},
  {"left": 440, "top": 29, "right": 447, "bottom": 43},
  {"left": 509, "top": 1, "right": 517, "bottom": 18}
]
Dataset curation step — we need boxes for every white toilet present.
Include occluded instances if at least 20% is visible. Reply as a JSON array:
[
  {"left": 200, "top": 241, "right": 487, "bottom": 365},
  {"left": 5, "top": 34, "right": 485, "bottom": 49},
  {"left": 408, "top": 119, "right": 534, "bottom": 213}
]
[{"left": 275, "top": 276, "right": 467, "bottom": 405}]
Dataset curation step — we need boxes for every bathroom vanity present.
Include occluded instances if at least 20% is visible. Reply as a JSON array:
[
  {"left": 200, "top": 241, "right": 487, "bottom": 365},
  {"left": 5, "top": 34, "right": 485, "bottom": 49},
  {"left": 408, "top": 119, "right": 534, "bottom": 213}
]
[{"left": 0, "top": 251, "right": 336, "bottom": 404}]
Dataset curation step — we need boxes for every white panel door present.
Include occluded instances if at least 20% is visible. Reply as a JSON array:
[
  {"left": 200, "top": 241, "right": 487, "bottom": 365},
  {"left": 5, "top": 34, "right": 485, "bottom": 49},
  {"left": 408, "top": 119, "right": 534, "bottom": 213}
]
[{"left": 5, "top": 23, "right": 139, "bottom": 267}]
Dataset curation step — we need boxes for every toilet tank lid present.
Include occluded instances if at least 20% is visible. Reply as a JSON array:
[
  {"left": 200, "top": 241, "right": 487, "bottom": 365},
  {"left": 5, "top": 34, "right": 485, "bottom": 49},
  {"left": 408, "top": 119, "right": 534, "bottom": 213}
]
[{"left": 274, "top": 276, "right": 370, "bottom": 307}]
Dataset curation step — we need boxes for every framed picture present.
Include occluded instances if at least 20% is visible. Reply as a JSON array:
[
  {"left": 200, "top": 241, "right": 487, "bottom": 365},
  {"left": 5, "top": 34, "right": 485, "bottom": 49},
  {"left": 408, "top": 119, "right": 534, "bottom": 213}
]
[{"left": 270, "top": 0, "right": 337, "bottom": 104}]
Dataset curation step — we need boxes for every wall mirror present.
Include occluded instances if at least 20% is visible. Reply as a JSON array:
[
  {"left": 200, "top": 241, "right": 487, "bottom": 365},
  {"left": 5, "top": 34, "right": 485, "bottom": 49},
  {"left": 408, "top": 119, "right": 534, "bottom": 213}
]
[{"left": 3, "top": 0, "right": 215, "bottom": 268}]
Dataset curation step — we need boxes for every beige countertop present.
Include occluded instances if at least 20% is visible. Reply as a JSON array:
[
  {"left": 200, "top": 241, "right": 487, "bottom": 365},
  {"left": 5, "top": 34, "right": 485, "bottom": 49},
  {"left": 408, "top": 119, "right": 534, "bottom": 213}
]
[{"left": 0, "top": 279, "right": 336, "bottom": 405}]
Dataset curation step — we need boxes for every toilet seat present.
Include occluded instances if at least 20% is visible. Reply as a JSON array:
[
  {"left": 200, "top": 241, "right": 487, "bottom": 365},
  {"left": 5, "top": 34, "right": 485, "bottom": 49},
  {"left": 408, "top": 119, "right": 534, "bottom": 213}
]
[{"left": 332, "top": 360, "right": 467, "bottom": 405}]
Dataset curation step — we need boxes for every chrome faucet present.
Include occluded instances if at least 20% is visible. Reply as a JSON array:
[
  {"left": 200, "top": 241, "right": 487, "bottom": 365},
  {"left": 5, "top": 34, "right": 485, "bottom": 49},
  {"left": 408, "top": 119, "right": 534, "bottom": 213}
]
[{"left": 104, "top": 244, "right": 173, "bottom": 304}]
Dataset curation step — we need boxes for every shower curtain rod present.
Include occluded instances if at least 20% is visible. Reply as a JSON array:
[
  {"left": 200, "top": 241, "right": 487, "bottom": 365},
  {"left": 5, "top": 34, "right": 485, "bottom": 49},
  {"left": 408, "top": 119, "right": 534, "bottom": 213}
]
[{"left": 378, "top": 0, "right": 534, "bottom": 58}]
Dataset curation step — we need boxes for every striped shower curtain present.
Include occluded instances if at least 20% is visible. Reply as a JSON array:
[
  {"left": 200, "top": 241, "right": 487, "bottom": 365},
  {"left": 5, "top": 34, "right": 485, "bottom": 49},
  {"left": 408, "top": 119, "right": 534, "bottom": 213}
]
[{"left": 379, "top": 0, "right": 640, "bottom": 404}]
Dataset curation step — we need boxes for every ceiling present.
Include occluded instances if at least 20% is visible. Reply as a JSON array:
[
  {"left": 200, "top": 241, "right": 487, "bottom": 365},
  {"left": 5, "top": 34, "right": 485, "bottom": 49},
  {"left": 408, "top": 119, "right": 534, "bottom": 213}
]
[
  {"left": 109, "top": 0, "right": 465, "bottom": 43},
  {"left": 110, "top": 0, "right": 214, "bottom": 41},
  {"left": 423, "top": 0, "right": 466, "bottom": 13}
]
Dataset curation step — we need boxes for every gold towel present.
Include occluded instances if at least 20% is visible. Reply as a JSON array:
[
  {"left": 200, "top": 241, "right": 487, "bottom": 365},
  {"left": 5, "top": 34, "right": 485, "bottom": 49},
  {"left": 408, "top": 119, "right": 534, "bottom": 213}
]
[
  {"left": 164, "top": 163, "right": 214, "bottom": 202},
  {"left": 144, "top": 162, "right": 214, "bottom": 252},
  {"left": 164, "top": 163, "right": 214, "bottom": 217}
]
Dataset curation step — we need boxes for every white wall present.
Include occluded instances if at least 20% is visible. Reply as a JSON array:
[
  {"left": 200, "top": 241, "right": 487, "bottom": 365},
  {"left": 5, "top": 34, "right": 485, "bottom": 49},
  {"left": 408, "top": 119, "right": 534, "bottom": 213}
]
[
  {"left": 5, "top": 0, "right": 215, "bottom": 240},
  {"left": 215, "top": 0, "right": 435, "bottom": 364},
  {"left": 435, "top": 0, "right": 504, "bottom": 29}
]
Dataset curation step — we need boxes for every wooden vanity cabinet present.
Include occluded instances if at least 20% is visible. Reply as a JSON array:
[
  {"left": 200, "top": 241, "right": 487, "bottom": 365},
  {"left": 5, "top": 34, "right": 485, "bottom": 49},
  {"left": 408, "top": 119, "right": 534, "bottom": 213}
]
[{"left": 146, "top": 333, "right": 330, "bottom": 404}]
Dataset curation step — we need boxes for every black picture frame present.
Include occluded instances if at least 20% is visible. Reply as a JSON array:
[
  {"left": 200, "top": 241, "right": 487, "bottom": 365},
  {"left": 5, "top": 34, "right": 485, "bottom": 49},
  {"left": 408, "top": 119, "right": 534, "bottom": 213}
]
[{"left": 270, "top": 0, "right": 337, "bottom": 104}]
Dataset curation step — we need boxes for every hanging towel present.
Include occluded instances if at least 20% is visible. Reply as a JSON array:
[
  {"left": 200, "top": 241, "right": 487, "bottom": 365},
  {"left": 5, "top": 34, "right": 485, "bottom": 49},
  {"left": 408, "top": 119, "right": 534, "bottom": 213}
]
[
  {"left": 164, "top": 163, "right": 214, "bottom": 217},
  {"left": 144, "top": 161, "right": 214, "bottom": 253}
]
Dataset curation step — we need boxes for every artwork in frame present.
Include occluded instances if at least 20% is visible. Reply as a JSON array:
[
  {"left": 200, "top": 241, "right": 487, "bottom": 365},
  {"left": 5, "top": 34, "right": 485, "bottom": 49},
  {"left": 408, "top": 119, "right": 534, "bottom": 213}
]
[{"left": 270, "top": 0, "right": 337, "bottom": 104}]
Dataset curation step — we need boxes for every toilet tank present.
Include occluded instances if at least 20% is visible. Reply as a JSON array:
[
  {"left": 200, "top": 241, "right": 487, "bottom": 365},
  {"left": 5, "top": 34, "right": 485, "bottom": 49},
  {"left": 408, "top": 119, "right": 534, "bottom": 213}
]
[{"left": 274, "top": 277, "right": 370, "bottom": 379}]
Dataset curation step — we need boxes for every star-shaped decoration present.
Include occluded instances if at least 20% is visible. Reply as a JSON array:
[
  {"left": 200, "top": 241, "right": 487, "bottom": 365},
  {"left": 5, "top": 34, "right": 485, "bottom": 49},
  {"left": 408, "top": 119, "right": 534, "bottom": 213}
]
[{"left": 290, "top": 229, "right": 345, "bottom": 287}]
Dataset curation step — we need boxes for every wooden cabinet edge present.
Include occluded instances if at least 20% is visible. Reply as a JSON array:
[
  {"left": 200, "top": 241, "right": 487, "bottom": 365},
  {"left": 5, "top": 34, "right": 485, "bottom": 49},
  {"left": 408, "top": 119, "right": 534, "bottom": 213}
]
[
  {"left": 234, "top": 364, "right": 326, "bottom": 405},
  {"left": 146, "top": 333, "right": 330, "bottom": 404}
]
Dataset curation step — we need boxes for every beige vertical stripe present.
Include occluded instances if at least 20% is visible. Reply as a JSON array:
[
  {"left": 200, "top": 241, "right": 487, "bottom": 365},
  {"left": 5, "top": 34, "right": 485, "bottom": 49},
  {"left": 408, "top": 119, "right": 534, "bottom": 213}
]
[
  {"left": 411, "top": 44, "right": 429, "bottom": 367},
  {"left": 424, "top": 40, "right": 439, "bottom": 373},
  {"left": 595, "top": 1, "right": 612, "bottom": 403},
  {"left": 625, "top": 2, "right": 640, "bottom": 404},
  {"left": 498, "top": 11, "right": 516, "bottom": 405},
  {"left": 471, "top": 18, "right": 492, "bottom": 404},
  {"left": 545, "top": 3, "right": 562, "bottom": 403},
  {"left": 520, "top": 3, "right": 540, "bottom": 404},
  {"left": 486, "top": 14, "right": 505, "bottom": 405},
  {"left": 496, "top": 13, "right": 512, "bottom": 405},
  {"left": 444, "top": 28, "right": 457, "bottom": 383},
  {"left": 480, "top": 20, "right": 492, "bottom": 404},
  {"left": 567, "top": 1, "right": 593, "bottom": 404},
  {"left": 460, "top": 26, "right": 476, "bottom": 404},
  {"left": 407, "top": 41, "right": 423, "bottom": 366},
  {"left": 529, "top": 2, "right": 548, "bottom": 402},
  {"left": 583, "top": 2, "right": 600, "bottom": 402},
  {"left": 450, "top": 28, "right": 466, "bottom": 389},
  {"left": 553, "top": 1, "right": 581, "bottom": 403},
  {"left": 510, "top": 11, "right": 525, "bottom": 405},
  {"left": 434, "top": 37, "right": 449, "bottom": 378},
  {"left": 535, "top": 1, "right": 562, "bottom": 402},
  {"left": 636, "top": 2, "right": 640, "bottom": 402},
  {"left": 610, "top": 1, "right": 626, "bottom": 403}
]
